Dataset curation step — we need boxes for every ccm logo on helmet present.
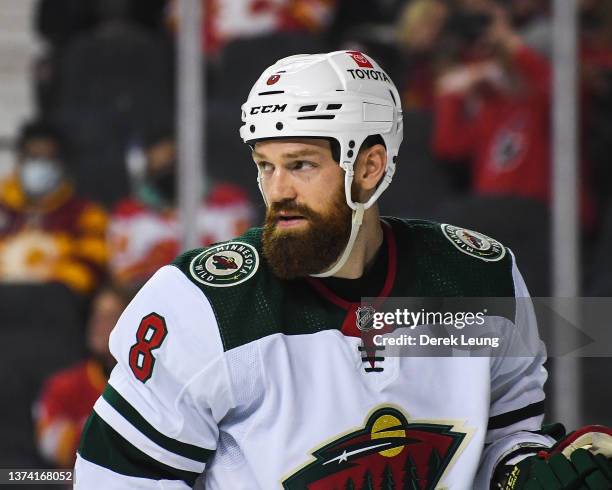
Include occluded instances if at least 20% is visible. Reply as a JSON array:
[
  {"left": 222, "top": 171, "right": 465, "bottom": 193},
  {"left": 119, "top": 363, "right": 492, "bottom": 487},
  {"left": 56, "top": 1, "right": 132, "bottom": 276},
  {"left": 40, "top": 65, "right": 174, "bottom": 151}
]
[
  {"left": 249, "top": 104, "right": 287, "bottom": 115},
  {"left": 347, "top": 69, "right": 391, "bottom": 83}
]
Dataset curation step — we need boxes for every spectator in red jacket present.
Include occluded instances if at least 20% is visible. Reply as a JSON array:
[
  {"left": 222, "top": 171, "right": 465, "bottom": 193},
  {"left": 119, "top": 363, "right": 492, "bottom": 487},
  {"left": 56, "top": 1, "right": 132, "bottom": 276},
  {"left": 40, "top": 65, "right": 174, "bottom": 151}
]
[
  {"left": 432, "top": 1, "right": 594, "bottom": 227},
  {"left": 433, "top": 3, "right": 550, "bottom": 201},
  {"left": 33, "top": 284, "right": 132, "bottom": 468}
]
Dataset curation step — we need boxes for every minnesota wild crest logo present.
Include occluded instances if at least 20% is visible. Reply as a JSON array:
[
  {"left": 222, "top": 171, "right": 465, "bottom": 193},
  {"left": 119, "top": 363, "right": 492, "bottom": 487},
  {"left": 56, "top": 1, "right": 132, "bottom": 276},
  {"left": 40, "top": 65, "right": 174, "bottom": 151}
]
[
  {"left": 282, "top": 407, "right": 470, "bottom": 490},
  {"left": 189, "top": 241, "right": 259, "bottom": 287}
]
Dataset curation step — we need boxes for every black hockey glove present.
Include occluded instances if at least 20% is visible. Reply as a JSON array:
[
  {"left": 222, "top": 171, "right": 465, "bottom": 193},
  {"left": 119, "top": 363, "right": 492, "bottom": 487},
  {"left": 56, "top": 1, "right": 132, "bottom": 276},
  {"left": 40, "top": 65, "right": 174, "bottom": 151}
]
[{"left": 494, "top": 426, "right": 612, "bottom": 489}]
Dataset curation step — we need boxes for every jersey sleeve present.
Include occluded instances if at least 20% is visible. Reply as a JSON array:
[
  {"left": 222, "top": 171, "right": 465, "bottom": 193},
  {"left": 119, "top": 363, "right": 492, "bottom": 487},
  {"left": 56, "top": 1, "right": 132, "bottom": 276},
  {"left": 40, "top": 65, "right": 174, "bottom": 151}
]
[
  {"left": 474, "top": 252, "right": 555, "bottom": 487},
  {"left": 75, "top": 266, "right": 232, "bottom": 489}
]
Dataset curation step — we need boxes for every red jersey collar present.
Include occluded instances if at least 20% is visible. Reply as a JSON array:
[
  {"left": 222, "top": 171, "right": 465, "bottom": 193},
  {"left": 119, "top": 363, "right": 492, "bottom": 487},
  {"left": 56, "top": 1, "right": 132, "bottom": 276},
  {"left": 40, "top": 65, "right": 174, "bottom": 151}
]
[{"left": 306, "top": 220, "right": 397, "bottom": 311}]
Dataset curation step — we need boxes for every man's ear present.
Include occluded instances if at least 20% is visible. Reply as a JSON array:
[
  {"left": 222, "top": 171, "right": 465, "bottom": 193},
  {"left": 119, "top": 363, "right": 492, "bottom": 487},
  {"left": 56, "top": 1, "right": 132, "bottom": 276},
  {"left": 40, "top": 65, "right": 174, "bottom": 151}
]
[{"left": 352, "top": 144, "right": 387, "bottom": 201}]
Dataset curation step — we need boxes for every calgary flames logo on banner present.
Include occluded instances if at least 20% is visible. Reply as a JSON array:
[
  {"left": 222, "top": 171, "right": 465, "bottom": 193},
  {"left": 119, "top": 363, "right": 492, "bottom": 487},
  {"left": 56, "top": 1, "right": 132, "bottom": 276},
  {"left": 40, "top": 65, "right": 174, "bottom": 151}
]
[{"left": 283, "top": 407, "right": 470, "bottom": 490}]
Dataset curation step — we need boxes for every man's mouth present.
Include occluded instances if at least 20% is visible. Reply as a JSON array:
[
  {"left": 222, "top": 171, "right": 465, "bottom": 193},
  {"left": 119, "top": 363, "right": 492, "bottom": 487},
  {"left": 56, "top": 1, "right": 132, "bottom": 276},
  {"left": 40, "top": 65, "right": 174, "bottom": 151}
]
[{"left": 276, "top": 212, "right": 308, "bottom": 228}]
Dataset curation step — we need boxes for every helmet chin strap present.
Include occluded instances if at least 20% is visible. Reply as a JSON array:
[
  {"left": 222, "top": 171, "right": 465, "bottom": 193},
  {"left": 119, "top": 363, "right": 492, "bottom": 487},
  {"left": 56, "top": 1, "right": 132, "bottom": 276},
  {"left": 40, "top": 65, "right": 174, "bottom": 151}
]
[
  {"left": 310, "top": 156, "right": 369, "bottom": 278},
  {"left": 257, "top": 147, "right": 381, "bottom": 279},
  {"left": 309, "top": 203, "right": 365, "bottom": 278}
]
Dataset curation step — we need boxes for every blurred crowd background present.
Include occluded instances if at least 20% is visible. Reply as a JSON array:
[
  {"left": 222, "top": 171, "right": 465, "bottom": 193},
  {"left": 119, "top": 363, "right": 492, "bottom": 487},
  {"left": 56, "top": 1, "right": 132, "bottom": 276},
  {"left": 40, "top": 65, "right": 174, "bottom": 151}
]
[{"left": 0, "top": 0, "right": 611, "bottom": 486}]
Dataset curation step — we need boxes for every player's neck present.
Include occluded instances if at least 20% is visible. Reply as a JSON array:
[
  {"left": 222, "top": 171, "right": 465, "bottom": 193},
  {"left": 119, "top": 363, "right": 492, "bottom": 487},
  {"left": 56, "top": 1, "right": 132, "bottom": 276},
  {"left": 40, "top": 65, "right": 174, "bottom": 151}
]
[{"left": 331, "top": 207, "right": 383, "bottom": 280}]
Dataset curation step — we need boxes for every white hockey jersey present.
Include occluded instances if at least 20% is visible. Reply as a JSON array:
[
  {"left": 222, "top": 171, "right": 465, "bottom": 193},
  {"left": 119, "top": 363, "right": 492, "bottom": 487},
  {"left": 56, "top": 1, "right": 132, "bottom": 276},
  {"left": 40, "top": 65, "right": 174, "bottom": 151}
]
[{"left": 75, "top": 218, "right": 554, "bottom": 489}]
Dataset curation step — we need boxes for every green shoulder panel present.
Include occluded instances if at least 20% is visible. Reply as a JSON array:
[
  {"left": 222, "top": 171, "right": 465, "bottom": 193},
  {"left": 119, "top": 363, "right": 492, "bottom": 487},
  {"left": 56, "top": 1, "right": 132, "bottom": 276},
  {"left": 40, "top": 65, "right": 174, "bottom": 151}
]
[
  {"left": 171, "top": 227, "right": 346, "bottom": 352},
  {"left": 172, "top": 220, "right": 517, "bottom": 352},
  {"left": 385, "top": 217, "right": 515, "bottom": 298}
]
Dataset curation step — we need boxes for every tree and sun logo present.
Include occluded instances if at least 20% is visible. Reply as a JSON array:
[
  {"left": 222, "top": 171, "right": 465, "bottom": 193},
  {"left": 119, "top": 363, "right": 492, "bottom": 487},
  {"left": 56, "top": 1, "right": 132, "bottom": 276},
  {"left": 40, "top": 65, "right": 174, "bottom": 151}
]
[{"left": 282, "top": 407, "right": 470, "bottom": 490}]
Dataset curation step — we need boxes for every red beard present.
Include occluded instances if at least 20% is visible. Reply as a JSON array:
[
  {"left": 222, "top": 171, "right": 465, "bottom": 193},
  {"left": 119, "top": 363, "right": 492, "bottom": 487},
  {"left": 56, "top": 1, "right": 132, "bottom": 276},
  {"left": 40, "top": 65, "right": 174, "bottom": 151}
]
[{"left": 262, "top": 186, "right": 352, "bottom": 279}]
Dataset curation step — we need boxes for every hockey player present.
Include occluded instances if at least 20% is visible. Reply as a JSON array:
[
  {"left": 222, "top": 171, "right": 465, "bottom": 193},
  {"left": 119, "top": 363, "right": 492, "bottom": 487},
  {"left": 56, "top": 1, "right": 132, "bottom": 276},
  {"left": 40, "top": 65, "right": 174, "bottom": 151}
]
[{"left": 75, "top": 51, "right": 612, "bottom": 489}]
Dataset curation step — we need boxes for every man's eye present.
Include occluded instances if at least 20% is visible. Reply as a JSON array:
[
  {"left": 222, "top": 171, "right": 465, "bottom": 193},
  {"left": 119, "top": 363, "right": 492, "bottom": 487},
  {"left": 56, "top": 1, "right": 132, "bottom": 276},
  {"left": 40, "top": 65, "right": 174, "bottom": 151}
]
[
  {"left": 293, "top": 161, "right": 315, "bottom": 170},
  {"left": 258, "top": 162, "right": 273, "bottom": 173}
]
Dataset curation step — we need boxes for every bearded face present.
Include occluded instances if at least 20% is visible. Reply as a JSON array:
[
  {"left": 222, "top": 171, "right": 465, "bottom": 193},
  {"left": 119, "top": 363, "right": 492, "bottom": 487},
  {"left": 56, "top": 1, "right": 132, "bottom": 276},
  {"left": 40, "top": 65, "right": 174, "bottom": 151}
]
[{"left": 262, "top": 181, "right": 352, "bottom": 279}]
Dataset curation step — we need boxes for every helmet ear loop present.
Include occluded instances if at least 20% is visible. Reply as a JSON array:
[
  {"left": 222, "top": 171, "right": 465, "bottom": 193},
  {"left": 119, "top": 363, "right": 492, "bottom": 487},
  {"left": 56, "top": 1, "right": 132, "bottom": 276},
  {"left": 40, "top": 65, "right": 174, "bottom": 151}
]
[
  {"left": 362, "top": 153, "right": 396, "bottom": 209},
  {"left": 340, "top": 148, "right": 395, "bottom": 211},
  {"left": 341, "top": 161, "right": 359, "bottom": 211}
]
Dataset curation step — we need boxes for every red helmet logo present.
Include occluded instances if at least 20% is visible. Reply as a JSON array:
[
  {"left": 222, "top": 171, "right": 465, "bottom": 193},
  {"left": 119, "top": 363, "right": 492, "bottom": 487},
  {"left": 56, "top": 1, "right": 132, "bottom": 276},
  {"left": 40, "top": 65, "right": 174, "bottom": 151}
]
[
  {"left": 347, "top": 51, "right": 373, "bottom": 68},
  {"left": 267, "top": 74, "right": 281, "bottom": 85}
]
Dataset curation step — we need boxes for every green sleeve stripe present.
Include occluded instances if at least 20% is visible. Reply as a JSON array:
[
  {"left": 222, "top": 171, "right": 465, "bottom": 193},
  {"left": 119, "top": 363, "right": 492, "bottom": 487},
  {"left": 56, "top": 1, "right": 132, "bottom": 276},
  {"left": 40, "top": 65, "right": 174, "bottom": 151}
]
[
  {"left": 78, "top": 411, "right": 200, "bottom": 486},
  {"left": 102, "top": 384, "right": 214, "bottom": 464}
]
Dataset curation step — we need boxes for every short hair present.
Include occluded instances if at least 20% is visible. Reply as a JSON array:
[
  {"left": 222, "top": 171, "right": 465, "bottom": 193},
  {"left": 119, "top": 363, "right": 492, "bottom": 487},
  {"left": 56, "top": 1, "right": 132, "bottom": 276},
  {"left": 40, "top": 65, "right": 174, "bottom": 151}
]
[{"left": 16, "top": 120, "right": 66, "bottom": 157}]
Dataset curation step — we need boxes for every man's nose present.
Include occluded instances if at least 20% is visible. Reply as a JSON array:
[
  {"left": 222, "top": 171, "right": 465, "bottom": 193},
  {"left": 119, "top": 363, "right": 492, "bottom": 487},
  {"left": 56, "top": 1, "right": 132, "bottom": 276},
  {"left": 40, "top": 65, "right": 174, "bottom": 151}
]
[{"left": 266, "top": 167, "right": 297, "bottom": 204}]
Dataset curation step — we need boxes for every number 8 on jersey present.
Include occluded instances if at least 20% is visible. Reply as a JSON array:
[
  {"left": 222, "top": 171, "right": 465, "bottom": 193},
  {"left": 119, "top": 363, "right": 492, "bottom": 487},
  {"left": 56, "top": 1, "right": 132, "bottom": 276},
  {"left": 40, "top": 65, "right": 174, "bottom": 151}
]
[{"left": 129, "top": 313, "right": 168, "bottom": 382}]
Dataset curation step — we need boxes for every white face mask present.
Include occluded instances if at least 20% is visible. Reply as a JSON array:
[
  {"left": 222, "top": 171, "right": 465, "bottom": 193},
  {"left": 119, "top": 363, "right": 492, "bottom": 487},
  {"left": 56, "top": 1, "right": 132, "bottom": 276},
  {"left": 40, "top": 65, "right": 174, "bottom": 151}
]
[{"left": 19, "top": 158, "right": 63, "bottom": 199}]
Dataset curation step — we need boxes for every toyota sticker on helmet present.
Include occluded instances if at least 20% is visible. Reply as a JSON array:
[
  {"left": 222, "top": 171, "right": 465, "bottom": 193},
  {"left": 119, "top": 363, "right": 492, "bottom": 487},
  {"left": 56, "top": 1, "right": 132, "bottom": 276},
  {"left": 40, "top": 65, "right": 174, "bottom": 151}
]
[
  {"left": 345, "top": 51, "right": 390, "bottom": 84},
  {"left": 346, "top": 68, "right": 391, "bottom": 83},
  {"left": 267, "top": 74, "right": 281, "bottom": 85}
]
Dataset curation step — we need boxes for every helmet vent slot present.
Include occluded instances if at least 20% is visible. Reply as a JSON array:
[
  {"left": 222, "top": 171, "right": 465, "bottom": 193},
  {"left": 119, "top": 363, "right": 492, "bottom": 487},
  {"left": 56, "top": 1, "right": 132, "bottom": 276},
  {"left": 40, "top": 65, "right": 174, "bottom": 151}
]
[
  {"left": 297, "top": 115, "right": 335, "bottom": 120},
  {"left": 326, "top": 103, "right": 342, "bottom": 110},
  {"left": 258, "top": 90, "right": 284, "bottom": 95},
  {"left": 298, "top": 104, "right": 318, "bottom": 112}
]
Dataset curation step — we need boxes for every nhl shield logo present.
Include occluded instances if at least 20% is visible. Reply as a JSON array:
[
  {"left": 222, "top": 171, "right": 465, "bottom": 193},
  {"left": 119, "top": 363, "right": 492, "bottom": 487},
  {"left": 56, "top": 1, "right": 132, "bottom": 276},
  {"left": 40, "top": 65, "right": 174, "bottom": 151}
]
[
  {"left": 282, "top": 406, "right": 471, "bottom": 490},
  {"left": 189, "top": 241, "right": 259, "bottom": 287},
  {"left": 441, "top": 224, "right": 506, "bottom": 262},
  {"left": 356, "top": 306, "right": 376, "bottom": 332}
]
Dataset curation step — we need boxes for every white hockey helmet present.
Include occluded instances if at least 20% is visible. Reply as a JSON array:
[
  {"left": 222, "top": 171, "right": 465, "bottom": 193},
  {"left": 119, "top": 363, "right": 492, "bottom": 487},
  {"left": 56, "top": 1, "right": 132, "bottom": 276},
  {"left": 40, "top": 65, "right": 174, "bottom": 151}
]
[{"left": 239, "top": 50, "right": 404, "bottom": 211}]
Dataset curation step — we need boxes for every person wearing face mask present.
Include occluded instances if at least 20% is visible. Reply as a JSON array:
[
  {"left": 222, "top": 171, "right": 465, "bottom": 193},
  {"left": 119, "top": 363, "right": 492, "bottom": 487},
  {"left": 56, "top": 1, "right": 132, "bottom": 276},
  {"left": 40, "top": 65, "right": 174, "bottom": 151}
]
[
  {"left": 0, "top": 120, "right": 108, "bottom": 294},
  {"left": 108, "top": 129, "right": 253, "bottom": 289}
]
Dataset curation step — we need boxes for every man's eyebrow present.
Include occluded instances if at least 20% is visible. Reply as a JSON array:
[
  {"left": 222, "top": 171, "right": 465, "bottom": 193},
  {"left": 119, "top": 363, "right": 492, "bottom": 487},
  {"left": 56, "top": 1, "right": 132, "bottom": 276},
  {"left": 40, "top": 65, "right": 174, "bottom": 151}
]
[{"left": 252, "top": 149, "right": 321, "bottom": 160}]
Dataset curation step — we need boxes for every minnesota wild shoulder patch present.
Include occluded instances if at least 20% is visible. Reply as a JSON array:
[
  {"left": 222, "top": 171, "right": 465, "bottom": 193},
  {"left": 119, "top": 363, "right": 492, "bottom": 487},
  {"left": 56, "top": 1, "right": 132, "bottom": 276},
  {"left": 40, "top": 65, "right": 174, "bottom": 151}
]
[
  {"left": 189, "top": 241, "right": 259, "bottom": 287},
  {"left": 441, "top": 224, "right": 506, "bottom": 262}
]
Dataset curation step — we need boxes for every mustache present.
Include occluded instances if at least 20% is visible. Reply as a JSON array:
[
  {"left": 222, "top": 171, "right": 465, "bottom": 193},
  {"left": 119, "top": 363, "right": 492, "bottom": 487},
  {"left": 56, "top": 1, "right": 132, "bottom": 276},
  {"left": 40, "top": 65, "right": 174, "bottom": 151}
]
[{"left": 266, "top": 200, "right": 318, "bottom": 222}]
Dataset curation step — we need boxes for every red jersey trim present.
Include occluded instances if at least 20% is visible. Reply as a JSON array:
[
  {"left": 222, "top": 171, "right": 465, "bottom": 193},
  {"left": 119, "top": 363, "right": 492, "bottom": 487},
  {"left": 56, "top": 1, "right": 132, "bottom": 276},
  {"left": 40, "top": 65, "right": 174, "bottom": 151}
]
[{"left": 306, "top": 220, "right": 397, "bottom": 312}]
